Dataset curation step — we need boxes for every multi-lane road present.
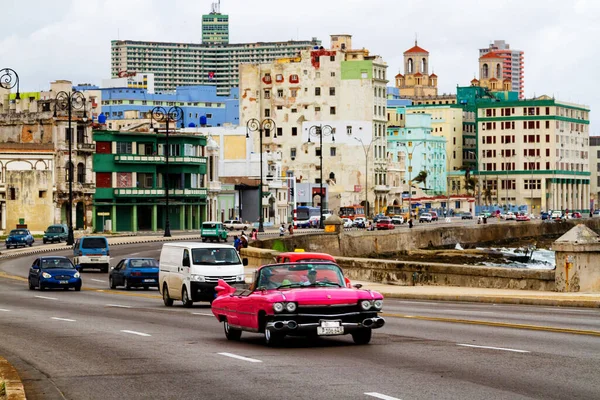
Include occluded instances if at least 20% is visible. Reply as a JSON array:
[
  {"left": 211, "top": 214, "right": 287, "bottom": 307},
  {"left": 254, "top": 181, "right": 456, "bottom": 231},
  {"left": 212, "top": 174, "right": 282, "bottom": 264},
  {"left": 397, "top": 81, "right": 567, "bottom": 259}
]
[{"left": 1, "top": 242, "right": 599, "bottom": 399}]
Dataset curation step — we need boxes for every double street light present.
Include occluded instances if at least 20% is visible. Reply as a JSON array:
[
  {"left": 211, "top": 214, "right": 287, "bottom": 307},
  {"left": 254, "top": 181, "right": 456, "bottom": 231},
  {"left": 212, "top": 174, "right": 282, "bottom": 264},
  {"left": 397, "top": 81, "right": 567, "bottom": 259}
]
[
  {"left": 150, "top": 106, "right": 184, "bottom": 238},
  {"left": 355, "top": 136, "right": 380, "bottom": 219},
  {"left": 308, "top": 124, "right": 334, "bottom": 229},
  {"left": 54, "top": 90, "right": 87, "bottom": 246},
  {"left": 246, "top": 118, "right": 277, "bottom": 232},
  {"left": 0, "top": 68, "right": 20, "bottom": 99}
]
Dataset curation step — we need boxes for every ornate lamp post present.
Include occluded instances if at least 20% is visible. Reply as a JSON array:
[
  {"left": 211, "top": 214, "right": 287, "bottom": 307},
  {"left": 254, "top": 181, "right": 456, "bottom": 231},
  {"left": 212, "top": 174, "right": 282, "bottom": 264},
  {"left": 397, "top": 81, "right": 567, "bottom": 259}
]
[
  {"left": 150, "top": 106, "right": 184, "bottom": 237},
  {"left": 355, "top": 136, "right": 380, "bottom": 219},
  {"left": 307, "top": 124, "right": 334, "bottom": 229},
  {"left": 0, "top": 68, "right": 20, "bottom": 99},
  {"left": 54, "top": 90, "right": 87, "bottom": 245},
  {"left": 246, "top": 118, "right": 277, "bottom": 232}
]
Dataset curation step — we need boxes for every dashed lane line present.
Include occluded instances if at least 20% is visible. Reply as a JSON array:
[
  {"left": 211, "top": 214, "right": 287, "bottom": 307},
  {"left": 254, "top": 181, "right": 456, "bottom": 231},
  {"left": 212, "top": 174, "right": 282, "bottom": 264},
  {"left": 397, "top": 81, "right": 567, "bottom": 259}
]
[
  {"left": 0, "top": 308, "right": 10, "bottom": 312},
  {"left": 192, "top": 312, "right": 213, "bottom": 316},
  {"left": 217, "top": 352, "right": 262, "bottom": 363},
  {"left": 106, "top": 304, "right": 132, "bottom": 308},
  {"left": 51, "top": 317, "right": 76, "bottom": 322},
  {"left": 34, "top": 295, "right": 57, "bottom": 300},
  {"left": 120, "top": 330, "right": 151, "bottom": 337},
  {"left": 457, "top": 344, "right": 530, "bottom": 353},
  {"left": 365, "top": 392, "right": 402, "bottom": 400},
  {"left": 90, "top": 279, "right": 106, "bottom": 283}
]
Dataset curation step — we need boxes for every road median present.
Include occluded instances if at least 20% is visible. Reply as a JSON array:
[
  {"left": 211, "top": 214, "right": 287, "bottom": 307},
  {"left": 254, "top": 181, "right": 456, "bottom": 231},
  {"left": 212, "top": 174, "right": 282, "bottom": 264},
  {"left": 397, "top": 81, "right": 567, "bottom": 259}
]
[{"left": 0, "top": 356, "right": 26, "bottom": 400}]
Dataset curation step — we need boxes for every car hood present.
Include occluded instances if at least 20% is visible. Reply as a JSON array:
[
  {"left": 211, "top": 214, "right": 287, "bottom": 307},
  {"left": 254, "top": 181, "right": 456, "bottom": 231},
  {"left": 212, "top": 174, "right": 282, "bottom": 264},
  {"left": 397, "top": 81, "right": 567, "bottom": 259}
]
[
  {"left": 42, "top": 268, "right": 78, "bottom": 277},
  {"left": 266, "top": 287, "right": 382, "bottom": 305}
]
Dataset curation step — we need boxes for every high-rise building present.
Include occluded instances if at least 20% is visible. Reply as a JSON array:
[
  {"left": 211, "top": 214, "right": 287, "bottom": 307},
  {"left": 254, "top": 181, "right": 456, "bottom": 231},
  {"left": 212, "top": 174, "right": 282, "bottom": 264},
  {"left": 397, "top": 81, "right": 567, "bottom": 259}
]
[
  {"left": 479, "top": 40, "right": 524, "bottom": 99},
  {"left": 111, "top": 3, "right": 320, "bottom": 96}
]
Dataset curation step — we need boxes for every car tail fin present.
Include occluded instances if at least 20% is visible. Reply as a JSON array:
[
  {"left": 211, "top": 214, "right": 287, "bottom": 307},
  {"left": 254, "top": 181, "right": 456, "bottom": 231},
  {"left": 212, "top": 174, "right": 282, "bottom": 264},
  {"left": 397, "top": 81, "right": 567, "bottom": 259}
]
[{"left": 215, "top": 279, "right": 234, "bottom": 297}]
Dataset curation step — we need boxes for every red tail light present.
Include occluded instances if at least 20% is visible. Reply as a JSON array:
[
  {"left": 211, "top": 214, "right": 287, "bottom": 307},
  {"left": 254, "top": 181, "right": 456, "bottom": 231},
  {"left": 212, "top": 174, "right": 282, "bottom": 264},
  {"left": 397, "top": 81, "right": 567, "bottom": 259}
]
[
  {"left": 131, "top": 272, "right": 142, "bottom": 276},
  {"left": 78, "top": 251, "right": 82, "bottom": 256}
]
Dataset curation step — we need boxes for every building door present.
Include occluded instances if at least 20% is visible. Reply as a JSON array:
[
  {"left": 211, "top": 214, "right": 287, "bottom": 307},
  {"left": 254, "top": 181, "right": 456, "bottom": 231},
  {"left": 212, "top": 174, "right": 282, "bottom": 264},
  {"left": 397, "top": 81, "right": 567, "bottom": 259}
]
[{"left": 76, "top": 202, "right": 84, "bottom": 229}]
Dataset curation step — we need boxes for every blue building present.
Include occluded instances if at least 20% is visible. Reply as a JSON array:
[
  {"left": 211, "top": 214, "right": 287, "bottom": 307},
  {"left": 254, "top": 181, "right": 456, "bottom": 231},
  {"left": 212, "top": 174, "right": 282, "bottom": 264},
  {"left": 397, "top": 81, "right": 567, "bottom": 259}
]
[{"left": 94, "top": 85, "right": 239, "bottom": 128}]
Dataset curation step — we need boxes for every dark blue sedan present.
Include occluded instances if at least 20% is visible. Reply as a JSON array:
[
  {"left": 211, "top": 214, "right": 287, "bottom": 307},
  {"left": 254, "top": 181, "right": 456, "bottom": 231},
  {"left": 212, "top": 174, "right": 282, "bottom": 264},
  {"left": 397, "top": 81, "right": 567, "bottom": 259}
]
[
  {"left": 28, "top": 256, "right": 82, "bottom": 291},
  {"left": 6, "top": 229, "right": 34, "bottom": 249},
  {"left": 109, "top": 258, "right": 159, "bottom": 290}
]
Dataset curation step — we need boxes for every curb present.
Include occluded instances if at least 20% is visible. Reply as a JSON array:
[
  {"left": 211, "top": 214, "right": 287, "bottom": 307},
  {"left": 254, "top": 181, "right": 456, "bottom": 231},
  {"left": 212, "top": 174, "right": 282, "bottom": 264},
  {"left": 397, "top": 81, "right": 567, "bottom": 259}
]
[{"left": 0, "top": 356, "right": 26, "bottom": 400}]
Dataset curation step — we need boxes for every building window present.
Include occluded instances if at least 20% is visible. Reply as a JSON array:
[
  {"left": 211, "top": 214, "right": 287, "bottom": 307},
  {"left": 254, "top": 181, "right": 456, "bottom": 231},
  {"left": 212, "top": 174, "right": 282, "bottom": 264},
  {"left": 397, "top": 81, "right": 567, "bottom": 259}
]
[
  {"left": 291, "top": 108, "right": 297, "bottom": 113},
  {"left": 315, "top": 87, "right": 321, "bottom": 96},
  {"left": 331, "top": 72, "right": 336, "bottom": 77},
  {"left": 291, "top": 148, "right": 296, "bottom": 158},
  {"left": 275, "top": 74, "right": 284, "bottom": 82},
  {"left": 116, "top": 142, "right": 132, "bottom": 154},
  {"left": 330, "top": 147, "right": 336, "bottom": 156},
  {"left": 346, "top": 126, "right": 352, "bottom": 134},
  {"left": 264, "top": 90, "right": 270, "bottom": 99},
  {"left": 315, "top": 107, "right": 321, "bottom": 112},
  {"left": 277, "top": 127, "right": 283, "bottom": 136},
  {"left": 330, "top": 55, "right": 335, "bottom": 62},
  {"left": 329, "top": 87, "right": 335, "bottom": 96},
  {"left": 9, "top": 187, "right": 16, "bottom": 200},
  {"left": 330, "top": 107, "right": 336, "bottom": 115},
  {"left": 277, "top": 89, "right": 283, "bottom": 98},
  {"left": 206, "top": 113, "right": 212, "bottom": 119},
  {"left": 291, "top": 127, "right": 298, "bottom": 136},
  {"left": 265, "top": 109, "right": 270, "bottom": 117},
  {"left": 77, "top": 163, "right": 85, "bottom": 184},
  {"left": 290, "top": 89, "right": 298, "bottom": 97},
  {"left": 289, "top": 74, "right": 299, "bottom": 83},
  {"left": 316, "top": 147, "right": 321, "bottom": 157}
]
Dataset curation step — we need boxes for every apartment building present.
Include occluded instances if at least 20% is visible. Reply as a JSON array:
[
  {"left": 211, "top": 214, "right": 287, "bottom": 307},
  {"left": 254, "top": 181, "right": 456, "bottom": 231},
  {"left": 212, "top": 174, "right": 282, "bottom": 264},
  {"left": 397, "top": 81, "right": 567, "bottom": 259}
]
[{"left": 479, "top": 40, "right": 524, "bottom": 99}]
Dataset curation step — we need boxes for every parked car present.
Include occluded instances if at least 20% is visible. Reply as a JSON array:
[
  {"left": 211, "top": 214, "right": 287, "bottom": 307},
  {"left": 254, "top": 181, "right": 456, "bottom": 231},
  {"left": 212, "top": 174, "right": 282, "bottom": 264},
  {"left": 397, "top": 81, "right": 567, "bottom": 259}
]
[
  {"left": 460, "top": 212, "right": 473, "bottom": 220},
  {"left": 353, "top": 217, "right": 367, "bottom": 228},
  {"left": 223, "top": 219, "right": 249, "bottom": 231},
  {"left": 109, "top": 257, "right": 159, "bottom": 290},
  {"left": 73, "top": 236, "right": 110, "bottom": 272},
  {"left": 42, "top": 224, "right": 69, "bottom": 244},
  {"left": 28, "top": 256, "right": 81, "bottom": 291},
  {"left": 372, "top": 214, "right": 386, "bottom": 223},
  {"left": 516, "top": 213, "right": 531, "bottom": 222},
  {"left": 201, "top": 221, "right": 228, "bottom": 242},
  {"left": 571, "top": 212, "right": 582, "bottom": 219},
  {"left": 429, "top": 211, "right": 439, "bottom": 221},
  {"left": 308, "top": 216, "right": 321, "bottom": 228},
  {"left": 6, "top": 229, "right": 34, "bottom": 249},
  {"left": 376, "top": 217, "right": 395, "bottom": 230},
  {"left": 419, "top": 213, "right": 433, "bottom": 223},
  {"left": 211, "top": 262, "right": 385, "bottom": 346},
  {"left": 391, "top": 216, "right": 404, "bottom": 225},
  {"left": 502, "top": 212, "right": 516, "bottom": 221},
  {"left": 551, "top": 210, "right": 565, "bottom": 222},
  {"left": 540, "top": 212, "right": 550, "bottom": 221},
  {"left": 593, "top": 210, "right": 600, "bottom": 218},
  {"left": 342, "top": 218, "right": 354, "bottom": 228}
]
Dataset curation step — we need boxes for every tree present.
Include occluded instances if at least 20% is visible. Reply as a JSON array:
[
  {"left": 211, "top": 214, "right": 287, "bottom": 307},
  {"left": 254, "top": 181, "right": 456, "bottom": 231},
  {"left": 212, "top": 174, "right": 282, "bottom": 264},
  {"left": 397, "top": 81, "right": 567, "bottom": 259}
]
[
  {"left": 412, "top": 170, "right": 428, "bottom": 187},
  {"left": 465, "top": 176, "right": 477, "bottom": 195},
  {"left": 483, "top": 186, "right": 493, "bottom": 206}
]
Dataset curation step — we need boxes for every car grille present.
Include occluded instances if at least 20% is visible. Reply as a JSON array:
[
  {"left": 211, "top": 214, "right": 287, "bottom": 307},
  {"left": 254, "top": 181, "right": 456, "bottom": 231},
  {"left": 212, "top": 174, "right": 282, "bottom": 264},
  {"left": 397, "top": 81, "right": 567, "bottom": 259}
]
[
  {"left": 204, "top": 275, "right": 237, "bottom": 283},
  {"left": 53, "top": 275, "right": 72, "bottom": 280},
  {"left": 297, "top": 304, "right": 360, "bottom": 316}
]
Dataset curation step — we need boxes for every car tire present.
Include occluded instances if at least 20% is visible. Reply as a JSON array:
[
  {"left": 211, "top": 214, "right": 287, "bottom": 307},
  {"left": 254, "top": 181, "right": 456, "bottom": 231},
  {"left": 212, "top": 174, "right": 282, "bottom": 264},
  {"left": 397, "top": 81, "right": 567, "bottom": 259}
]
[
  {"left": 264, "top": 321, "right": 285, "bottom": 347},
  {"left": 38, "top": 281, "right": 45, "bottom": 291},
  {"left": 162, "top": 285, "right": 174, "bottom": 307},
  {"left": 222, "top": 236, "right": 227, "bottom": 242},
  {"left": 351, "top": 328, "right": 372, "bottom": 345},
  {"left": 5, "top": 245, "right": 10, "bottom": 249},
  {"left": 75, "top": 285, "right": 81, "bottom": 292},
  {"left": 182, "top": 286, "right": 193, "bottom": 308},
  {"left": 109, "top": 276, "right": 116, "bottom": 289},
  {"left": 43, "top": 239, "right": 47, "bottom": 244},
  {"left": 143, "top": 286, "right": 149, "bottom": 290},
  {"left": 28, "top": 280, "right": 35, "bottom": 290},
  {"left": 201, "top": 237, "right": 207, "bottom": 242},
  {"left": 124, "top": 278, "right": 130, "bottom": 290},
  {"left": 102, "top": 265, "right": 109, "bottom": 273},
  {"left": 224, "top": 320, "right": 242, "bottom": 341}
]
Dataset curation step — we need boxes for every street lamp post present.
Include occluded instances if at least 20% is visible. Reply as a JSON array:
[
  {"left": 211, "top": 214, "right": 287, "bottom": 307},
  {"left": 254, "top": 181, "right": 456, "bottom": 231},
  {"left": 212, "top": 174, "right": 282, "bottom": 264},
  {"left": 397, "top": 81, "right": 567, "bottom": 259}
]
[
  {"left": 0, "top": 68, "right": 20, "bottom": 99},
  {"left": 54, "top": 90, "right": 87, "bottom": 245},
  {"left": 355, "top": 136, "right": 380, "bottom": 218},
  {"left": 150, "top": 106, "right": 184, "bottom": 237},
  {"left": 246, "top": 118, "right": 277, "bottom": 232},
  {"left": 308, "top": 124, "right": 334, "bottom": 229},
  {"left": 552, "top": 156, "right": 563, "bottom": 212},
  {"left": 525, "top": 155, "right": 540, "bottom": 215},
  {"left": 400, "top": 141, "right": 423, "bottom": 219}
]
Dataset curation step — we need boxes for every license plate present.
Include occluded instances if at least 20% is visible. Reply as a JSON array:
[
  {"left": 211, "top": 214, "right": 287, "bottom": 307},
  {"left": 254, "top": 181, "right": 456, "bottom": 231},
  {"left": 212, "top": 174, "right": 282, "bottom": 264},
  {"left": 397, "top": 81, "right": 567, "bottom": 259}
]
[
  {"left": 60, "top": 280, "right": 69, "bottom": 284},
  {"left": 91, "top": 258, "right": 99, "bottom": 262},
  {"left": 317, "top": 327, "right": 344, "bottom": 335},
  {"left": 143, "top": 279, "right": 155, "bottom": 283}
]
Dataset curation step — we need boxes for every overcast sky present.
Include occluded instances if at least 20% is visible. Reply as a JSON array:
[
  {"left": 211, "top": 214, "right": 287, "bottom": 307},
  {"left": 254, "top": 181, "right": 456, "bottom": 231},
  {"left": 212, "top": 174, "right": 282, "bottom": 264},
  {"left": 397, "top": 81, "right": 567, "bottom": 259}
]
[{"left": 2, "top": 0, "right": 598, "bottom": 131}]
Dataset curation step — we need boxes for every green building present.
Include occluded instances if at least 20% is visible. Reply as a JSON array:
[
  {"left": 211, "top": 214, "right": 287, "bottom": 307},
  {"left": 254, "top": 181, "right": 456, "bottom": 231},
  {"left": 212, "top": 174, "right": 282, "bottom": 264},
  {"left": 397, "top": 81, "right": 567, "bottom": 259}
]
[{"left": 92, "top": 130, "right": 208, "bottom": 233}]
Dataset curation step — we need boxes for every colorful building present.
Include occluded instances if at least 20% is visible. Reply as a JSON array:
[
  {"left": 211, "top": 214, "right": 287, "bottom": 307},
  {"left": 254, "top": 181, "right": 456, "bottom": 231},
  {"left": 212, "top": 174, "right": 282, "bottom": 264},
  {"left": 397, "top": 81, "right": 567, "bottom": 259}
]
[
  {"left": 479, "top": 40, "right": 524, "bottom": 99},
  {"left": 92, "top": 130, "right": 208, "bottom": 233}
]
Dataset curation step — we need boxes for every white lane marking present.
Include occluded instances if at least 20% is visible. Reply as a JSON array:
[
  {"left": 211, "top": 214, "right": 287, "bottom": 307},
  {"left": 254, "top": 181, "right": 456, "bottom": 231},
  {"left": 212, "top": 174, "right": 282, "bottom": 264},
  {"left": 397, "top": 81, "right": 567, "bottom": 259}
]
[
  {"left": 192, "top": 312, "right": 213, "bottom": 316},
  {"left": 129, "top": 252, "right": 141, "bottom": 256},
  {"left": 398, "top": 301, "right": 439, "bottom": 305},
  {"left": 35, "top": 295, "right": 58, "bottom": 300},
  {"left": 437, "top": 310, "right": 495, "bottom": 314},
  {"left": 365, "top": 392, "right": 402, "bottom": 400},
  {"left": 0, "top": 308, "right": 10, "bottom": 312},
  {"left": 51, "top": 317, "right": 76, "bottom": 322},
  {"left": 90, "top": 279, "right": 106, "bottom": 283},
  {"left": 543, "top": 308, "right": 594, "bottom": 313},
  {"left": 106, "top": 304, "right": 132, "bottom": 308},
  {"left": 120, "top": 330, "right": 151, "bottom": 337},
  {"left": 218, "top": 352, "right": 262, "bottom": 363},
  {"left": 457, "top": 344, "right": 530, "bottom": 353}
]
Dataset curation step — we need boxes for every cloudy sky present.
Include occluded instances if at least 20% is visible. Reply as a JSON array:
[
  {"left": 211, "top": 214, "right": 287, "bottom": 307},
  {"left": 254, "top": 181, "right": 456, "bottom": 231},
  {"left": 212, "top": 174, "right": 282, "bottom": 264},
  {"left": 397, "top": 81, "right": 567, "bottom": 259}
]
[{"left": 3, "top": 0, "right": 598, "bottom": 130}]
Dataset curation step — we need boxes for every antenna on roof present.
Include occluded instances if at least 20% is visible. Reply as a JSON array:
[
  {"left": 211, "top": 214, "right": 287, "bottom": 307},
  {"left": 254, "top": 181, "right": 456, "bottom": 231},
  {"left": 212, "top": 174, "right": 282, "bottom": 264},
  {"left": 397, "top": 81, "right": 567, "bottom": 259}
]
[{"left": 415, "top": 33, "right": 418, "bottom": 46}]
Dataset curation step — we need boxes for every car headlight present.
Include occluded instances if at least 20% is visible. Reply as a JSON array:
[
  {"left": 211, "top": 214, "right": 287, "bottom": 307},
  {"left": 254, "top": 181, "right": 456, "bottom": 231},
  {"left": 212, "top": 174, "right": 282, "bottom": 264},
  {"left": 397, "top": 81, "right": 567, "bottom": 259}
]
[
  {"left": 74, "top": 272, "right": 80, "bottom": 279},
  {"left": 236, "top": 275, "right": 245, "bottom": 282},
  {"left": 273, "top": 302, "right": 284, "bottom": 313},
  {"left": 191, "top": 274, "right": 205, "bottom": 282},
  {"left": 42, "top": 272, "right": 52, "bottom": 279},
  {"left": 373, "top": 299, "right": 383, "bottom": 309},
  {"left": 285, "top": 302, "right": 297, "bottom": 313},
  {"left": 360, "top": 300, "right": 372, "bottom": 310}
]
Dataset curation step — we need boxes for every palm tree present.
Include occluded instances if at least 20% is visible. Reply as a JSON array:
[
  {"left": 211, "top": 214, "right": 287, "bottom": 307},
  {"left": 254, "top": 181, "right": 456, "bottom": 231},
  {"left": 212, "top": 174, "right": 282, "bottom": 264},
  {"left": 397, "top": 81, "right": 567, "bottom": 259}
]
[
  {"left": 465, "top": 176, "right": 477, "bottom": 195},
  {"left": 484, "top": 186, "right": 493, "bottom": 206},
  {"left": 412, "top": 170, "right": 428, "bottom": 187}
]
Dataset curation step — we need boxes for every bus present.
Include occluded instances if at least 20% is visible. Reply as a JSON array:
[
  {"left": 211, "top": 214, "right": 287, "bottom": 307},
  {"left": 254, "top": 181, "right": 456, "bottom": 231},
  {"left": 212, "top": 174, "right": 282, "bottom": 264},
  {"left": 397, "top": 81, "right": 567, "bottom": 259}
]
[
  {"left": 295, "top": 206, "right": 321, "bottom": 228},
  {"left": 385, "top": 205, "right": 409, "bottom": 219},
  {"left": 338, "top": 205, "right": 366, "bottom": 220}
]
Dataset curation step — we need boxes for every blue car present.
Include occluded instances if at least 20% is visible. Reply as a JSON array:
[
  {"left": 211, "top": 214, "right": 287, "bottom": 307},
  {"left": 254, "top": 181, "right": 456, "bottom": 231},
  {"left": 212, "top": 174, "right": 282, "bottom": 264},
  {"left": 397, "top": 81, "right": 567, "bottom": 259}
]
[
  {"left": 540, "top": 212, "right": 550, "bottom": 221},
  {"left": 6, "top": 229, "right": 34, "bottom": 249},
  {"left": 109, "top": 257, "right": 159, "bottom": 290},
  {"left": 28, "top": 256, "right": 81, "bottom": 291}
]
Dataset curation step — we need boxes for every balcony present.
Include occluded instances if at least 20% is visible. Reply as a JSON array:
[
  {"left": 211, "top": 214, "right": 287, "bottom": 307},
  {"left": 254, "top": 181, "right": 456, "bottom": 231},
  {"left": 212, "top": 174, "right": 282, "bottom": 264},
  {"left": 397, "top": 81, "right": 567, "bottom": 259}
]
[
  {"left": 374, "top": 185, "right": 390, "bottom": 193},
  {"left": 208, "top": 181, "right": 222, "bottom": 192},
  {"left": 77, "top": 143, "right": 95, "bottom": 152},
  {"left": 114, "top": 188, "right": 208, "bottom": 198},
  {"left": 114, "top": 154, "right": 207, "bottom": 166}
]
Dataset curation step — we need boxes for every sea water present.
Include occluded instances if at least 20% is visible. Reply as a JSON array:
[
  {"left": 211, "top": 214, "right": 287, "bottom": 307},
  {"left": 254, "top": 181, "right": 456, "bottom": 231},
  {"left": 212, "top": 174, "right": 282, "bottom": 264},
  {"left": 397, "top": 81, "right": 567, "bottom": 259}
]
[{"left": 479, "top": 247, "right": 556, "bottom": 270}]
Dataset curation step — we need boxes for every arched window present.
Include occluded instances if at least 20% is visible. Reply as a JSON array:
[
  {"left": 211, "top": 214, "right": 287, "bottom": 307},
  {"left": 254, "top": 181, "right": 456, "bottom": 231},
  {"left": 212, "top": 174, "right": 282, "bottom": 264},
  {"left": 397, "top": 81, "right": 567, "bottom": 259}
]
[
  {"left": 496, "top": 63, "right": 501, "bottom": 79},
  {"left": 77, "top": 163, "right": 85, "bottom": 184},
  {"left": 65, "top": 162, "right": 74, "bottom": 182},
  {"left": 482, "top": 64, "right": 489, "bottom": 79},
  {"left": 421, "top": 58, "right": 427, "bottom": 73},
  {"left": 407, "top": 58, "right": 413, "bottom": 74}
]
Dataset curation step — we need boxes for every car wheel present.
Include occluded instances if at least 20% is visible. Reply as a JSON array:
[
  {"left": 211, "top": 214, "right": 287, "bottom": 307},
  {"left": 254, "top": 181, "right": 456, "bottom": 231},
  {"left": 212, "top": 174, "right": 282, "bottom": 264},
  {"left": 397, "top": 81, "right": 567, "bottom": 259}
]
[
  {"left": 224, "top": 320, "right": 242, "bottom": 341},
  {"left": 351, "top": 328, "right": 372, "bottom": 345},
  {"left": 102, "top": 265, "right": 109, "bottom": 273},
  {"left": 29, "top": 241, "right": 33, "bottom": 247},
  {"left": 28, "top": 280, "right": 35, "bottom": 290},
  {"left": 201, "top": 237, "right": 207, "bottom": 242},
  {"left": 43, "top": 239, "right": 47, "bottom": 244},
  {"left": 162, "top": 285, "right": 174, "bottom": 307},
  {"left": 38, "top": 281, "right": 45, "bottom": 291},
  {"left": 182, "top": 286, "right": 193, "bottom": 308},
  {"left": 143, "top": 286, "right": 149, "bottom": 290},
  {"left": 222, "top": 236, "right": 227, "bottom": 242},
  {"left": 124, "top": 278, "right": 131, "bottom": 290},
  {"left": 109, "top": 276, "right": 116, "bottom": 289},
  {"left": 5, "top": 245, "right": 10, "bottom": 249},
  {"left": 75, "top": 285, "right": 81, "bottom": 292},
  {"left": 264, "top": 321, "right": 284, "bottom": 347}
]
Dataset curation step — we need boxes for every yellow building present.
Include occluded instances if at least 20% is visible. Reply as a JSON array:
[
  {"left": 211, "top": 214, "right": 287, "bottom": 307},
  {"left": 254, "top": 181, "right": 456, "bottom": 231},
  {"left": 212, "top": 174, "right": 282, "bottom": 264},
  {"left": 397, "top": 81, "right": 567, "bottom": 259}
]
[{"left": 395, "top": 42, "right": 438, "bottom": 98}]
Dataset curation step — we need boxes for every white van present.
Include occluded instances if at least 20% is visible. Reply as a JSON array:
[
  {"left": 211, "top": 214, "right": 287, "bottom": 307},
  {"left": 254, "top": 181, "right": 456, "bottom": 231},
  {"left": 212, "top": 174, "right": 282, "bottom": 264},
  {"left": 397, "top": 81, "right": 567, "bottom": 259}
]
[{"left": 159, "top": 242, "right": 247, "bottom": 307}]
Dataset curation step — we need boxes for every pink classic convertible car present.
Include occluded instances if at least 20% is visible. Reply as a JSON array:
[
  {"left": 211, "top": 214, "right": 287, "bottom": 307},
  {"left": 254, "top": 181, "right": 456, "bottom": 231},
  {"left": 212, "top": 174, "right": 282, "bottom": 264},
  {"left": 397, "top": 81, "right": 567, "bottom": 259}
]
[{"left": 211, "top": 262, "right": 385, "bottom": 346}]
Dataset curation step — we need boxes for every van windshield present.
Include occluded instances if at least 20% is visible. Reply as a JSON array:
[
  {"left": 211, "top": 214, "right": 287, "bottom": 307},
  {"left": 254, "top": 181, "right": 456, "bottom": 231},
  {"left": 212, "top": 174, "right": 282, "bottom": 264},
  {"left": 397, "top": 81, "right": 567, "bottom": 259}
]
[
  {"left": 47, "top": 226, "right": 63, "bottom": 233},
  {"left": 191, "top": 248, "right": 241, "bottom": 265},
  {"left": 81, "top": 238, "right": 108, "bottom": 249}
]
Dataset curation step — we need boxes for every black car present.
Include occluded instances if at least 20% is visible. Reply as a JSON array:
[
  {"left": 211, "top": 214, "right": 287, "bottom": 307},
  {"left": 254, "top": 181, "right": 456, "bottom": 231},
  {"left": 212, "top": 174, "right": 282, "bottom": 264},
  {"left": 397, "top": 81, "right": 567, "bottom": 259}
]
[{"left": 460, "top": 212, "right": 474, "bottom": 220}]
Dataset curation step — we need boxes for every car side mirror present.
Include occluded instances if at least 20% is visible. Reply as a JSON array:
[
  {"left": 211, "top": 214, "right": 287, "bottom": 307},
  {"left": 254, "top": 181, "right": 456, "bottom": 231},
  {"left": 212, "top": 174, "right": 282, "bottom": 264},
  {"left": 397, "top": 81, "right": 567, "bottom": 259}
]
[
  {"left": 182, "top": 258, "right": 190, "bottom": 267},
  {"left": 32, "top": 265, "right": 40, "bottom": 270},
  {"left": 353, "top": 283, "right": 363, "bottom": 289},
  {"left": 75, "top": 265, "right": 81, "bottom": 271},
  {"left": 242, "top": 258, "right": 248, "bottom": 266}
]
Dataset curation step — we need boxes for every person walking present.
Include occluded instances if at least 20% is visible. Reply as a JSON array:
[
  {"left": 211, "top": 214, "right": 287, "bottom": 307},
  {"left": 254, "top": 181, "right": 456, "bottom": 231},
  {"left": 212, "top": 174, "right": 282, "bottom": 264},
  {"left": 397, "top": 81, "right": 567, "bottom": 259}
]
[
  {"left": 408, "top": 218, "right": 413, "bottom": 229},
  {"left": 233, "top": 236, "right": 241, "bottom": 252},
  {"left": 288, "top": 224, "right": 294, "bottom": 235},
  {"left": 279, "top": 224, "right": 285, "bottom": 236},
  {"left": 251, "top": 228, "right": 258, "bottom": 240}
]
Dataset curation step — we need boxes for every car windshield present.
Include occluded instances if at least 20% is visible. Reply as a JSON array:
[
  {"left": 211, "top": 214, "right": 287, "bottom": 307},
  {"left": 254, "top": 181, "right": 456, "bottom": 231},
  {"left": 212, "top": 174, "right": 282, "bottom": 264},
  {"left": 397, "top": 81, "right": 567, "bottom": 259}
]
[
  {"left": 41, "top": 258, "right": 75, "bottom": 269},
  {"left": 192, "top": 248, "right": 240, "bottom": 265},
  {"left": 10, "top": 230, "right": 27, "bottom": 235},
  {"left": 256, "top": 263, "right": 345, "bottom": 290},
  {"left": 47, "top": 226, "right": 63, "bottom": 233},
  {"left": 129, "top": 258, "right": 158, "bottom": 268},
  {"left": 81, "top": 238, "right": 107, "bottom": 248},
  {"left": 202, "top": 223, "right": 221, "bottom": 229}
]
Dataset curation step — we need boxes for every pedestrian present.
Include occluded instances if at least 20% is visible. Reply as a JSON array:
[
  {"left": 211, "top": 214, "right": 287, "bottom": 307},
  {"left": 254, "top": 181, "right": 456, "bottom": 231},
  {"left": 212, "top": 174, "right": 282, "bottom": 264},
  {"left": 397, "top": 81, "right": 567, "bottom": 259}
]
[
  {"left": 408, "top": 218, "right": 413, "bottom": 229},
  {"left": 279, "top": 224, "right": 285, "bottom": 236},
  {"left": 241, "top": 231, "right": 248, "bottom": 244},
  {"left": 288, "top": 224, "right": 294, "bottom": 235},
  {"left": 251, "top": 228, "right": 258, "bottom": 240},
  {"left": 233, "top": 235, "right": 241, "bottom": 252}
]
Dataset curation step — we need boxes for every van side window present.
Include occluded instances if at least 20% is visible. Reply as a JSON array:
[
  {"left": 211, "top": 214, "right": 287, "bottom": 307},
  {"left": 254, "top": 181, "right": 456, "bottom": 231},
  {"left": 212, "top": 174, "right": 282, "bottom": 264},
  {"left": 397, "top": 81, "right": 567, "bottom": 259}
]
[{"left": 183, "top": 250, "right": 190, "bottom": 266}]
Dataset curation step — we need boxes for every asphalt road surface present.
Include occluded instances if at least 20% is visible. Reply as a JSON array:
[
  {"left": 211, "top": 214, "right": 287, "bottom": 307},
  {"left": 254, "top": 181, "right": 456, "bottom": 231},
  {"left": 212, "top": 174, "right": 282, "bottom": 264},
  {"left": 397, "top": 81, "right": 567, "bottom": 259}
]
[{"left": 1, "top": 242, "right": 599, "bottom": 400}]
